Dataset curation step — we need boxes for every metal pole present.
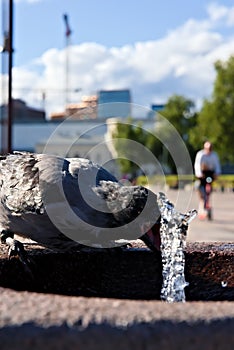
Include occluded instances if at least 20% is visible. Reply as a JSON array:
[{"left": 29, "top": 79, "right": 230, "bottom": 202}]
[
  {"left": 7, "top": 0, "right": 13, "bottom": 153},
  {"left": 65, "top": 34, "right": 69, "bottom": 106},
  {"left": 63, "top": 14, "right": 71, "bottom": 109}
]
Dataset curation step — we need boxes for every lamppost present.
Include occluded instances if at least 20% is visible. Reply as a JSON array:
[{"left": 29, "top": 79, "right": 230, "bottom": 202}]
[{"left": 1, "top": 0, "right": 13, "bottom": 153}]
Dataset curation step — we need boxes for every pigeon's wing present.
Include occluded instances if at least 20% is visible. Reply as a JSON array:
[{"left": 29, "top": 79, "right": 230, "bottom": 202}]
[
  {"left": 39, "top": 156, "right": 123, "bottom": 245},
  {"left": 0, "top": 153, "right": 123, "bottom": 247},
  {"left": 0, "top": 152, "right": 70, "bottom": 215},
  {"left": 0, "top": 152, "right": 44, "bottom": 215},
  {"left": 61, "top": 158, "right": 119, "bottom": 224},
  {"left": 64, "top": 157, "right": 120, "bottom": 218}
]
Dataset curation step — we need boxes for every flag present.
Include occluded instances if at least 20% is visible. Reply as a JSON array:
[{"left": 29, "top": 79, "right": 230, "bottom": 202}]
[{"left": 63, "top": 14, "right": 72, "bottom": 37}]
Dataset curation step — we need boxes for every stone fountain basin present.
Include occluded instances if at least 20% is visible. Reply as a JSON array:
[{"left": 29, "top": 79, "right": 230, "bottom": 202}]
[
  {"left": 0, "top": 242, "right": 233, "bottom": 300},
  {"left": 0, "top": 242, "right": 233, "bottom": 349}
]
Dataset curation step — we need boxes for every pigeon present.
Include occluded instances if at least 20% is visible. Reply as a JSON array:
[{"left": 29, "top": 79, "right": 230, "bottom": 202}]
[{"left": 0, "top": 151, "right": 162, "bottom": 268}]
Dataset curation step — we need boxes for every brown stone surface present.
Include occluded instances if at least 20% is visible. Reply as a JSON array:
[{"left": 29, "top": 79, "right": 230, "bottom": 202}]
[
  {"left": 0, "top": 242, "right": 234, "bottom": 349},
  {"left": 185, "top": 242, "right": 234, "bottom": 301},
  {"left": 0, "top": 242, "right": 233, "bottom": 301},
  {"left": 0, "top": 287, "right": 234, "bottom": 350}
]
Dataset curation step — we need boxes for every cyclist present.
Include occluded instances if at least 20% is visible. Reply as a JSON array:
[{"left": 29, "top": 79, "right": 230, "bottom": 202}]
[{"left": 194, "top": 141, "right": 221, "bottom": 219}]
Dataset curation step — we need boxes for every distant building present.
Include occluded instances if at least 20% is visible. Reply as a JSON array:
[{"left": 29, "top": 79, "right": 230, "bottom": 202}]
[
  {"left": 97, "top": 89, "right": 131, "bottom": 118},
  {"left": 9, "top": 120, "right": 107, "bottom": 153},
  {"left": 151, "top": 104, "right": 165, "bottom": 112},
  {"left": 36, "top": 133, "right": 119, "bottom": 176},
  {"left": 49, "top": 89, "right": 132, "bottom": 121},
  {"left": 50, "top": 95, "right": 98, "bottom": 120},
  {"left": 0, "top": 99, "right": 46, "bottom": 123},
  {"left": 147, "top": 104, "right": 165, "bottom": 119}
]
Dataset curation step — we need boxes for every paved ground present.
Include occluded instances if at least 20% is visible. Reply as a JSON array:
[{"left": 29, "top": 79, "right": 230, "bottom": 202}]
[{"left": 150, "top": 186, "right": 234, "bottom": 242}]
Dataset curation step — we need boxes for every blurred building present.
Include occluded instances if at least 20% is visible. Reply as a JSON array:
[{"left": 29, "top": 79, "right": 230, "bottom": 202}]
[
  {"left": 50, "top": 95, "right": 97, "bottom": 120},
  {"left": 151, "top": 104, "right": 165, "bottom": 112},
  {"left": 36, "top": 133, "right": 119, "bottom": 177},
  {"left": 49, "top": 89, "right": 131, "bottom": 121},
  {"left": 0, "top": 99, "right": 46, "bottom": 123},
  {"left": 97, "top": 89, "right": 131, "bottom": 118},
  {"left": 0, "top": 91, "right": 160, "bottom": 177},
  {"left": 147, "top": 104, "right": 165, "bottom": 119}
]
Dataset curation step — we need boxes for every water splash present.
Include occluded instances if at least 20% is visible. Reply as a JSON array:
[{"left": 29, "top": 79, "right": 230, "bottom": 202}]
[
  {"left": 221, "top": 281, "right": 228, "bottom": 288},
  {"left": 157, "top": 192, "right": 197, "bottom": 302}
]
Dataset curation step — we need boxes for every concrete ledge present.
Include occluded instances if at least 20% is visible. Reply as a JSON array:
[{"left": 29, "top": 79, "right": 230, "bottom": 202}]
[
  {"left": 0, "top": 242, "right": 234, "bottom": 349},
  {"left": 0, "top": 288, "right": 234, "bottom": 350},
  {"left": 0, "top": 242, "right": 233, "bottom": 301}
]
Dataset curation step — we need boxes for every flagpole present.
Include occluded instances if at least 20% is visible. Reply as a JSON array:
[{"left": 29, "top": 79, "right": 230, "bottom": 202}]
[{"left": 63, "top": 14, "right": 72, "bottom": 109}]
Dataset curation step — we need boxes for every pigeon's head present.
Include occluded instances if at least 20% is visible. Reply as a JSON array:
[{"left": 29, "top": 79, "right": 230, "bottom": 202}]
[
  {"left": 140, "top": 220, "right": 161, "bottom": 251},
  {"left": 137, "top": 188, "right": 161, "bottom": 251},
  {"left": 93, "top": 181, "right": 161, "bottom": 250},
  {"left": 141, "top": 192, "right": 198, "bottom": 252},
  {"left": 94, "top": 182, "right": 197, "bottom": 251},
  {"left": 113, "top": 184, "right": 161, "bottom": 251}
]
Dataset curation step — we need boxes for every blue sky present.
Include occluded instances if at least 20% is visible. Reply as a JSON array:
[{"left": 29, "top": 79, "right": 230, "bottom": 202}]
[
  {"left": 12, "top": 0, "right": 222, "bottom": 65},
  {"left": 1, "top": 0, "right": 234, "bottom": 117}
]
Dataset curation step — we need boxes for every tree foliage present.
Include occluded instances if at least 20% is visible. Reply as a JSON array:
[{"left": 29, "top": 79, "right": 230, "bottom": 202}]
[
  {"left": 160, "top": 95, "right": 197, "bottom": 164},
  {"left": 189, "top": 56, "right": 234, "bottom": 164},
  {"left": 112, "top": 95, "right": 198, "bottom": 175},
  {"left": 160, "top": 95, "right": 196, "bottom": 141},
  {"left": 111, "top": 118, "right": 162, "bottom": 175}
]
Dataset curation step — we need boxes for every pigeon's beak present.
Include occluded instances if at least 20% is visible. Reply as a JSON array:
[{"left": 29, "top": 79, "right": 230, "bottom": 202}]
[{"left": 140, "top": 222, "right": 161, "bottom": 251}]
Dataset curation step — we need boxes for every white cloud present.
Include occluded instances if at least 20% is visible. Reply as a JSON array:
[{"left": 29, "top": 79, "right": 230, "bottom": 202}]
[
  {"left": 207, "top": 3, "right": 229, "bottom": 22},
  {"left": 207, "top": 2, "right": 234, "bottom": 26},
  {"left": 7, "top": 2, "right": 234, "bottom": 117}
]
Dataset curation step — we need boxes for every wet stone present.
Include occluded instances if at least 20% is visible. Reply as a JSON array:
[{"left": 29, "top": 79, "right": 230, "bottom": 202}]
[{"left": 0, "top": 241, "right": 233, "bottom": 301}]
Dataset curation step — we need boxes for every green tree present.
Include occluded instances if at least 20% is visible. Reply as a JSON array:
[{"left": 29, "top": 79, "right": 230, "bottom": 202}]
[
  {"left": 112, "top": 94, "right": 198, "bottom": 175},
  {"left": 112, "top": 117, "right": 162, "bottom": 175},
  {"left": 189, "top": 56, "right": 234, "bottom": 164},
  {"left": 160, "top": 94, "right": 197, "bottom": 164},
  {"left": 161, "top": 95, "right": 196, "bottom": 138}
]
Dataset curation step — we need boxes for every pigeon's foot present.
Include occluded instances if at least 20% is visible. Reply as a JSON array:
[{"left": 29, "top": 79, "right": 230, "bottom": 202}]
[{"left": 1, "top": 230, "right": 34, "bottom": 279}]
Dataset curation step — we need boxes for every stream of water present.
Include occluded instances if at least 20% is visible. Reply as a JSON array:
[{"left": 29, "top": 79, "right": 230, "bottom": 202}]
[{"left": 157, "top": 192, "right": 197, "bottom": 302}]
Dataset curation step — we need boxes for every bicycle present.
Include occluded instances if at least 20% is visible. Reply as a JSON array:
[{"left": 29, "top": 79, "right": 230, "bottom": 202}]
[{"left": 198, "top": 170, "right": 214, "bottom": 220}]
